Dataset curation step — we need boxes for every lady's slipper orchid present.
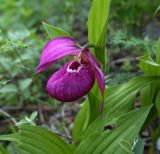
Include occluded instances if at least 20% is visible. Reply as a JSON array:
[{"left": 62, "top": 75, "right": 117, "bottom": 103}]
[{"left": 36, "top": 37, "right": 105, "bottom": 104}]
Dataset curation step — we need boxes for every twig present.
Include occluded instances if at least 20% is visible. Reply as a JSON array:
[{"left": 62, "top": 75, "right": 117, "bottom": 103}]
[
  {"left": 54, "top": 131, "right": 78, "bottom": 144},
  {"left": 0, "top": 109, "right": 17, "bottom": 125},
  {"left": 110, "top": 57, "right": 136, "bottom": 65},
  {"left": 38, "top": 103, "right": 46, "bottom": 125}
]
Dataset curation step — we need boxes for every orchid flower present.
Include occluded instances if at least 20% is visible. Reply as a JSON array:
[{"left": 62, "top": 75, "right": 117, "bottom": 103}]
[{"left": 36, "top": 37, "right": 105, "bottom": 108}]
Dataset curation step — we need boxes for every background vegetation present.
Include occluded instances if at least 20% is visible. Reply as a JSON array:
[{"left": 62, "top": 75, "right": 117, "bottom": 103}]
[{"left": 0, "top": 0, "right": 160, "bottom": 153}]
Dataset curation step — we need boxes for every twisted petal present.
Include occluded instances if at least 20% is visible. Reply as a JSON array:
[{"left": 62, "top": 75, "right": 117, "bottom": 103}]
[
  {"left": 86, "top": 52, "right": 105, "bottom": 102},
  {"left": 36, "top": 37, "right": 80, "bottom": 73},
  {"left": 47, "top": 60, "right": 95, "bottom": 102}
]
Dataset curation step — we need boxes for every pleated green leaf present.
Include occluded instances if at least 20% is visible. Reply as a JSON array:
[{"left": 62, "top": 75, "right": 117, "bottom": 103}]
[
  {"left": 74, "top": 106, "right": 151, "bottom": 154},
  {"left": 138, "top": 53, "right": 160, "bottom": 76},
  {"left": 0, "top": 125, "right": 74, "bottom": 154},
  {"left": 88, "top": 0, "right": 111, "bottom": 67},
  {"left": 42, "top": 22, "right": 70, "bottom": 39},
  {"left": 104, "top": 77, "right": 157, "bottom": 122},
  {"left": 138, "top": 51, "right": 160, "bottom": 111},
  {"left": 72, "top": 100, "right": 90, "bottom": 142},
  {"left": 74, "top": 76, "right": 158, "bottom": 142},
  {"left": 82, "top": 77, "right": 158, "bottom": 141}
]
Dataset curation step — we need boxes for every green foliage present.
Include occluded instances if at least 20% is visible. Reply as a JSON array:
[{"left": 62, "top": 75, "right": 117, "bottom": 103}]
[
  {"left": 88, "top": 0, "right": 110, "bottom": 67},
  {"left": 0, "top": 80, "right": 10, "bottom": 88},
  {"left": 72, "top": 100, "right": 89, "bottom": 142},
  {"left": 138, "top": 42, "right": 160, "bottom": 117},
  {"left": 156, "top": 90, "right": 160, "bottom": 115},
  {"left": 110, "top": 30, "right": 155, "bottom": 52},
  {"left": 42, "top": 22, "right": 70, "bottom": 39},
  {"left": 0, "top": 125, "right": 74, "bottom": 154},
  {"left": 0, "top": 0, "right": 160, "bottom": 154},
  {"left": 156, "top": 39, "right": 160, "bottom": 64},
  {"left": 87, "top": 0, "right": 111, "bottom": 128},
  {"left": 74, "top": 106, "right": 151, "bottom": 154},
  {"left": 73, "top": 76, "right": 158, "bottom": 143},
  {"left": 136, "top": 41, "right": 160, "bottom": 153},
  {"left": 108, "top": 73, "right": 136, "bottom": 86},
  {"left": 16, "top": 111, "right": 38, "bottom": 126},
  {"left": 0, "top": 0, "right": 81, "bottom": 106},
  {"left": 138, "top": 53, "right": 160, "bottom": 76},
  {"left": 133, "top": 137, "right": 144, "bottom": 154},
  {"left": 0, "top": 106, "right": 152, "bottom": 154},
  {"left": 110, "top": 0, "right": 159, "bottom": 31},
  {"left": 0, "top": 144, "right": 9, "bottom": 154}
]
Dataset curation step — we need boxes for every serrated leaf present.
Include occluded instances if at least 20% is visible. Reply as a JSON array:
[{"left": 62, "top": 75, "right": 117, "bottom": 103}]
[
  {"left": 42, "top": 22, "right": 70, "bottom": 39},
  {"left": 88, "top": 0, "right": 111, "bottom": 67},
  {"left": 74, "top": 106, "right": 151, "bottom": 154}
]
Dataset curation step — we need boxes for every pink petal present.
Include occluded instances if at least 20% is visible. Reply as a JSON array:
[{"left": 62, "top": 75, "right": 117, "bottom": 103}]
[
  {"left": 86, "top": 51, "right": 105, "bottom": 112},
  {"left": 47, "top": 60, "right": 95, "bottom": 102},
  {"left": 36, "top": 37, "right": 80, "bottom": 73}
]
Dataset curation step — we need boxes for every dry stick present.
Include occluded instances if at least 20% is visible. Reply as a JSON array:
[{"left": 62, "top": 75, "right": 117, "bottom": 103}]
[
  {"left": 38, "top": 103, "right": 46, "bottom": 125},
  {"left": 110, "top": 57, "right": 136, "bottom": 65},
  {"left": 54, "top": 132, "right": 78, "bottom": 144},
  {"left": 0, "top": 109, "right": 17, "bottom": 125}
]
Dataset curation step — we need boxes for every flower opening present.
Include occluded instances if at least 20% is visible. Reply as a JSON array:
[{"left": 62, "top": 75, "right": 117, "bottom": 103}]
[{"left": 67, "top": 61, "right": 82, "bottom": 73}]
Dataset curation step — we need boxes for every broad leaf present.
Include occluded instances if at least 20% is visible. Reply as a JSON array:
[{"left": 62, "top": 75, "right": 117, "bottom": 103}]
[
  {"left": 72, "top": 100, "right": 90, "bottom": 142},
  {"left": 104, "top": 76, "right": 158, "bottom": 124},
  {"left": 82, "top": 77, "right": 158, "bottom": 140},
  {"left": 0, "top": 125, "right": 74, "bottom": 154},
  {"left": 88, "top": 82, "right": 103, "bottom": 124},
  {"left": 75, "top": 76, "right": 158, "bottom": 142},
  {"left": 88, "top": 0, "right": 111, "bottom": 67},
  {"left": 140, "top": 81, "right": 160, "bottom": 107},
  {"left": 42, "top": 22, "right": 70, "bottom": 39},
  {"left": 74, "top": 106, "right": 151, "bottom": 154},
  {"left": 138, "top": 53, "right": 160, "bottom": 76}
]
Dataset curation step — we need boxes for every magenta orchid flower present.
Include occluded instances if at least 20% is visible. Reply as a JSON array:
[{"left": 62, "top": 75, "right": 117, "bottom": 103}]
[{"left": 36, "top": 37, "right": 105, "bottom": 106}]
